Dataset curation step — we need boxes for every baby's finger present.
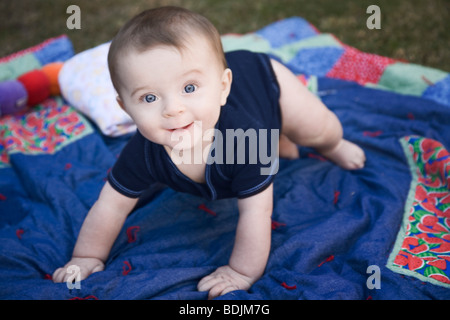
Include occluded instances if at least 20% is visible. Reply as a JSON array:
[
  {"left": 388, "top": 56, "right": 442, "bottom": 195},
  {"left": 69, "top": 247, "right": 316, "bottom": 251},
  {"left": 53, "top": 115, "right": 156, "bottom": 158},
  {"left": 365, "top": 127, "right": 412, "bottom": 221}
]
[
  {"left": 208, "top": 282, "right": 236, "bottom": 300},
  {"left": 52, "top": 267, "right": 66, "bottom": 283},
  {"left": 91, "top": 264, "right": 104, "bottom": 274},
  {"left": 197, "top": 274, "right": 221, "bottom": 292},
  {"left": 219, "top": 285, "right": 236, "bottom": 297}
]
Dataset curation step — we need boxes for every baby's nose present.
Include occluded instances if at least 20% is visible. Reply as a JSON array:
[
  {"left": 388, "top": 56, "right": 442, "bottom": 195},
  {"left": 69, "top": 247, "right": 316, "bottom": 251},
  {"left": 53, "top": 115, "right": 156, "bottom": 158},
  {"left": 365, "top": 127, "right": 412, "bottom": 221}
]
[{"left": 162, "top": 99, "right": 185, "bottom": 118}]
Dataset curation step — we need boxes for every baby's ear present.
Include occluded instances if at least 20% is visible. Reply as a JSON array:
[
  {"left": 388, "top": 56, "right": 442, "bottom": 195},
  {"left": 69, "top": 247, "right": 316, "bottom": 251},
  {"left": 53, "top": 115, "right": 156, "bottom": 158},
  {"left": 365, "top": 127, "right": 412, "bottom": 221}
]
[
  {"left": 220, "top": 68, "right": 232, "bottom": 106},
  {"left": 116, "top": 96, "right": 125, "bottom": 110}
]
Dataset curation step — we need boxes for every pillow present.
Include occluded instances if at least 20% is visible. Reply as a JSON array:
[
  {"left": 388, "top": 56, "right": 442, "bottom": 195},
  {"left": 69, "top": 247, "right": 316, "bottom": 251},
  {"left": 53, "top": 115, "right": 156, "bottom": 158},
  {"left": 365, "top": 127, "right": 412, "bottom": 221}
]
[{"left": 58, "top": 42, "right": 136, "bottom": 137}]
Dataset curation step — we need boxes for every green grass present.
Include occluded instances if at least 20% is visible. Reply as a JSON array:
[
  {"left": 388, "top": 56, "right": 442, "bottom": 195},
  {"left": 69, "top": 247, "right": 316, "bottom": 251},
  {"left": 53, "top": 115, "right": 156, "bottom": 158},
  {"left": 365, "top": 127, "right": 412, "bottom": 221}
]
[{"left": 1, "top": 0, "right": 449, "bottom": 71}]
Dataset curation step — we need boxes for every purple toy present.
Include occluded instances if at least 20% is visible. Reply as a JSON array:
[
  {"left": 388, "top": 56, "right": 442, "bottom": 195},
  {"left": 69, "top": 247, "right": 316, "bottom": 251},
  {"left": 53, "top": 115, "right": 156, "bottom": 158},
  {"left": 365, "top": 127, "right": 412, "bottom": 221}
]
[{"left": 0, "top": 80, "right": 28, "bottom": 116}]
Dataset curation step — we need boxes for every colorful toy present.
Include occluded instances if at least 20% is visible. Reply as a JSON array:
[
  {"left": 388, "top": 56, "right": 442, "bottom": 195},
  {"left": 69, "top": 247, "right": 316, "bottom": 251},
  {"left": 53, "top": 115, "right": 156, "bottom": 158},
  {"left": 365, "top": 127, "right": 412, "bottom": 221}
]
[
  {"left": 17, "top": 69, "right": 51, "bottom": 107},
  {"left": 0, "top": 80, "right": 28, "bottom": 116},
  {"left": 0, "top": 62, "right": 64, "bottom": 116},
  {"left": 41, "top": 62, "right": 64, "bottom": 96}
]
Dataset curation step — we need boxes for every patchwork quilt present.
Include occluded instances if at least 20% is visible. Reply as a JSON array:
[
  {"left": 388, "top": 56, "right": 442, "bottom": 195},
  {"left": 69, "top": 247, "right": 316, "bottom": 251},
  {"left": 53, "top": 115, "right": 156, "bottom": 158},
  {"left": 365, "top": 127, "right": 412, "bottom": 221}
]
[{"left": 0, "top": 17, "right": 449, "bottom": 300}]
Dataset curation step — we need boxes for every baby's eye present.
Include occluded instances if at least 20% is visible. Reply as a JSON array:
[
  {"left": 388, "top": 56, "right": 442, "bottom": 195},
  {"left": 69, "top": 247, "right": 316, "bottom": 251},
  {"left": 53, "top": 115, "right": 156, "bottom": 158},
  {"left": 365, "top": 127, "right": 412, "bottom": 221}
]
[
  {"left": 144, "top": 94, "right": 156, "bottom": 103},
  {"left": 184, "top": 84, "right": 196, "bottom": 94}
]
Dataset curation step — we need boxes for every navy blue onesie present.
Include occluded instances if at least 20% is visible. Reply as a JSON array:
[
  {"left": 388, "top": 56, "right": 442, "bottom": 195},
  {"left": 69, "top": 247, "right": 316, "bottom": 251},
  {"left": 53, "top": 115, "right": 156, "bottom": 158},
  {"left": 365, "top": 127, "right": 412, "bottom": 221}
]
[{"left": 108, "top": 50, "right": 282, "bottom": 201}]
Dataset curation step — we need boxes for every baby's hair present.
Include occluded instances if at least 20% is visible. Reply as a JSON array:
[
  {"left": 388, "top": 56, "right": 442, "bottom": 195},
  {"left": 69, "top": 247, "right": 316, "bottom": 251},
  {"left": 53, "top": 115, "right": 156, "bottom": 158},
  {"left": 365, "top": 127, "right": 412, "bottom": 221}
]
[{"left": 108, "top": 6, "right": 227, "bottom": 93}]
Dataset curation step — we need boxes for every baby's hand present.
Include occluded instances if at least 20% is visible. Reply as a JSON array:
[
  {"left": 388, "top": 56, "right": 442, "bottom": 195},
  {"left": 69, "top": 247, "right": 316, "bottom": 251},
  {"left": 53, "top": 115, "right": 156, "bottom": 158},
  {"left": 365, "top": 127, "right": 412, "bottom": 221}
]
[
  {"left": 52, "top": 257, "right": 104, "bottom": 283},
  {"left": 197, "top": 265, "right": 255, "bottom": 299},
  {"left": 322, "top": 139, "right": 366, "bottom": 170}
]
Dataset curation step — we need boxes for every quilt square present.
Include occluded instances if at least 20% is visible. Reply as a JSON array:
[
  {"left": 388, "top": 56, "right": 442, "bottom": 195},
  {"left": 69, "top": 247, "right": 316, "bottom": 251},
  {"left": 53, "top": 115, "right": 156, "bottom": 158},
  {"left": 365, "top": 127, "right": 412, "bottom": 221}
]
[
  {"left": 326, "top": 45, "right": 396, "bottom": 85},
  {"left": 256, "top": 17, "right": 319, "bottom": 48},
  {"left": 0, "top": 97, "right": 93, "bottom": 166},
  {"left": 387, "top": 136, "right": 450, "bottom": 288},
  {"left": 287, "top": 46, "right": 345, "bottom": 76}
]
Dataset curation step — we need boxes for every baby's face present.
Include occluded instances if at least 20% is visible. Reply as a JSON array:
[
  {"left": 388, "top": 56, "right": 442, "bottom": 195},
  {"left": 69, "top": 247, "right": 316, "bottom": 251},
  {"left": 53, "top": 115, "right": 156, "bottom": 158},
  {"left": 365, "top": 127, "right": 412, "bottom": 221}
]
[{"left": 117, "top": 36, "right": 231, "bottom": 154}]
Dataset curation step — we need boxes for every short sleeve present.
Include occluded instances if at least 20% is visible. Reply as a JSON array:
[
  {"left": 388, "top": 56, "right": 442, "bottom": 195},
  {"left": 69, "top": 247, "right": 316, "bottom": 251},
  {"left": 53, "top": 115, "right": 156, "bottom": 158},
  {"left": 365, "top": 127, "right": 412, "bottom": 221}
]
[
  {"left": 229, "top": 131, "right": 280, "bottom": 199},
  {"left": 107, "top": 131, "right": 155, "bottom": 198}
]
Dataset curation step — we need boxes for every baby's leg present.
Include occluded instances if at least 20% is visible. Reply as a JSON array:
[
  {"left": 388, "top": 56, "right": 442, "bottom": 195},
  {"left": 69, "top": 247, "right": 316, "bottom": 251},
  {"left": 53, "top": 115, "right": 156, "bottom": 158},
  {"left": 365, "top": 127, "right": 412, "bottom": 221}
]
[{"left": 271, "top": 59, "right": 365, "bottom": 170}]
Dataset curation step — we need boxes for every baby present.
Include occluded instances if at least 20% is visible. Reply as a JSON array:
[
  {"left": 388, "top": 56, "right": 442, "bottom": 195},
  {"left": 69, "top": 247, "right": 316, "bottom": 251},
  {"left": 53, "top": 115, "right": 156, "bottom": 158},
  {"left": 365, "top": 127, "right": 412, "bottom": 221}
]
[{"left": 53, "top": 6, "right": 366, "bottom": 299}]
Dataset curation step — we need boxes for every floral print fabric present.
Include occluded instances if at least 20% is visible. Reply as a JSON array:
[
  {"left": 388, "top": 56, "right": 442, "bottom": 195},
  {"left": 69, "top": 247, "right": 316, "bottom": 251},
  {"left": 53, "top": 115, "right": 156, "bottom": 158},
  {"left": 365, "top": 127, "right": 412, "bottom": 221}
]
[{"left": 387, "top": 135, "right": 450, "bottom": 288}]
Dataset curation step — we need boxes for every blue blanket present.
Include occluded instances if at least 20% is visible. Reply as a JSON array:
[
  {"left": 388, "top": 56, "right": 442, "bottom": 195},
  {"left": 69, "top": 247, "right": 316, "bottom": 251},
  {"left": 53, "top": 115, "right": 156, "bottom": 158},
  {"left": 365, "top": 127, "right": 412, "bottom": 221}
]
[{"left": 1, "top": 18, "right": 449, "bottom": 300}]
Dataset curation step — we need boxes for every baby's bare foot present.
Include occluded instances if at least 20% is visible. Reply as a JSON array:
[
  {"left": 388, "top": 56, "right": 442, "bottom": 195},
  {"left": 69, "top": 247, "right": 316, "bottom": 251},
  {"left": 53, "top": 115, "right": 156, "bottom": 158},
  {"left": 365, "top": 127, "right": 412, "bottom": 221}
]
[{"left": 322, "top": 140, "right": 366, "bottom": 170}]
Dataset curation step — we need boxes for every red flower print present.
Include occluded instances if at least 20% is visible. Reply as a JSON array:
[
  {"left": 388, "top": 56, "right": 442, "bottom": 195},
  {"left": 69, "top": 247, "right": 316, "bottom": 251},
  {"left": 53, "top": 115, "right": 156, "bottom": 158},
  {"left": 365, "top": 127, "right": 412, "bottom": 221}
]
[
  {"left": 409, "top": 244, "right": 429, "bottom": 254},
  {"left": 430, "top": 242, "right": 450, "bottom": 254},
  {"left": 408, "top": 255, "right": 425, "bottom": 271},
  {"left": 394, "top": 254, "right": 408, "bottom": 267},
  {"left": 430, "top": 274, "right": 450, "bottom": 284},
  {"left": 427, "top": 259, "right": 447, "bottom": 270}
]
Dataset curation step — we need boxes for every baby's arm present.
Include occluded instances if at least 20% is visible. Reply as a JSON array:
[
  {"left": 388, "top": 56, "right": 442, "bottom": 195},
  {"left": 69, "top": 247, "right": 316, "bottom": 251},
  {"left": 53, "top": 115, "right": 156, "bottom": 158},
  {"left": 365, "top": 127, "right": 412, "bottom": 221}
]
[
  {"left": 197, "top": 184, "right": 273, "bottom": 299},
  {"left": 52, "top": 182, "right": 138, "bottom": 283}
]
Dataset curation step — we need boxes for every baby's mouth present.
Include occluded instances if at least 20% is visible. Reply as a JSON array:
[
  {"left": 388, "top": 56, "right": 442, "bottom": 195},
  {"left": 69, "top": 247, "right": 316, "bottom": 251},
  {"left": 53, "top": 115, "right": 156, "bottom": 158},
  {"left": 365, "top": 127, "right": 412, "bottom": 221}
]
[{"left": 168, "top": 122, "right": 194, "bottom": 132}]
